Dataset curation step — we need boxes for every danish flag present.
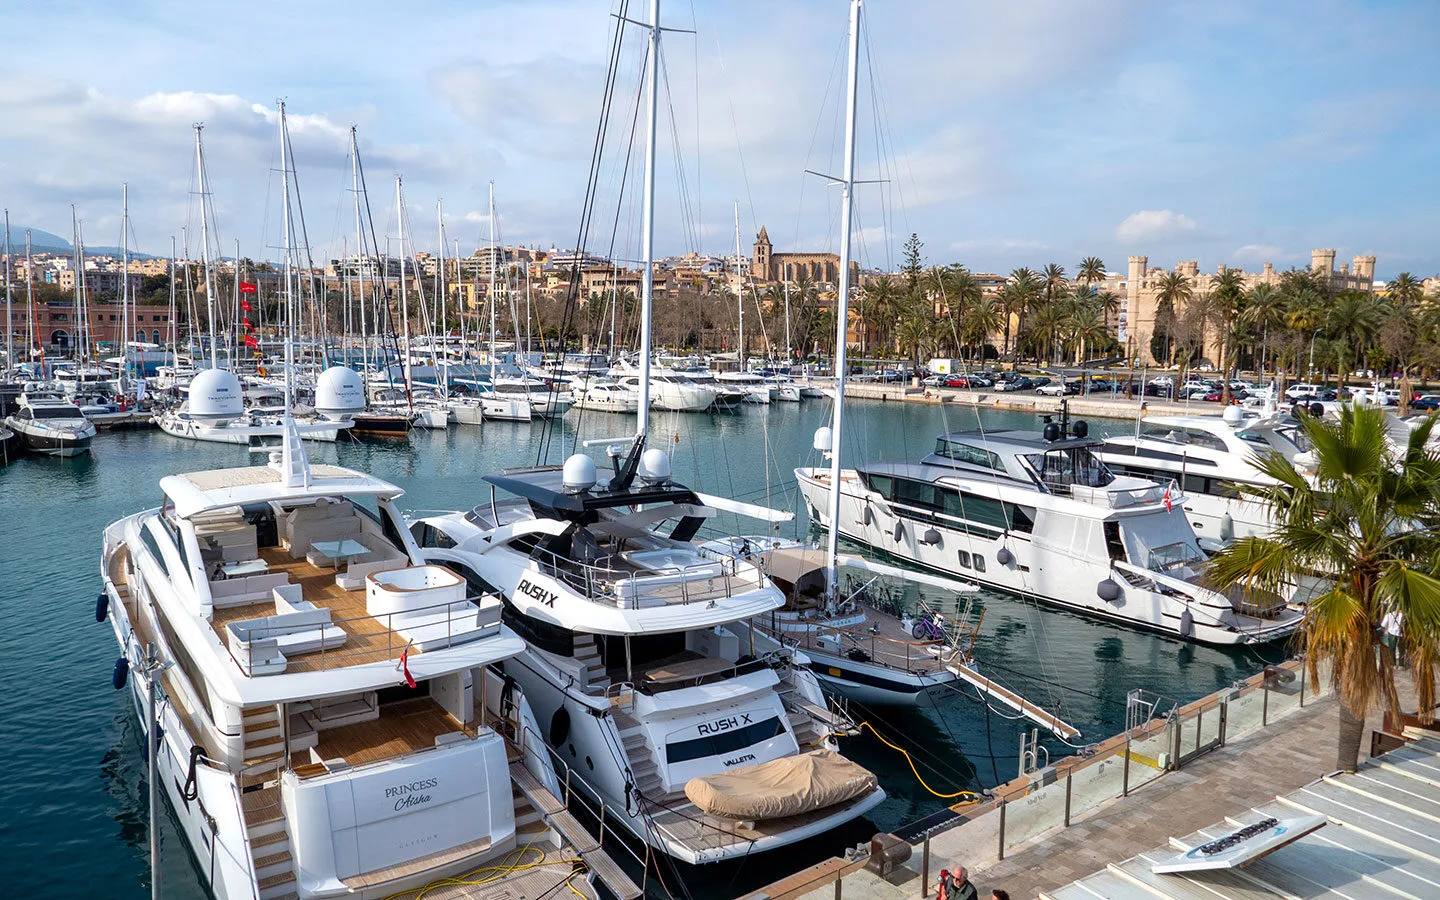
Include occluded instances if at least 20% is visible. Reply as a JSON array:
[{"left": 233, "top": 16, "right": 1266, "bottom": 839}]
[
  {"left": 398, "top": 642, "right": 417, "bottom": 689},
  {"left": 1163, "top": 481, "right": 1176, "bottom": 513}
]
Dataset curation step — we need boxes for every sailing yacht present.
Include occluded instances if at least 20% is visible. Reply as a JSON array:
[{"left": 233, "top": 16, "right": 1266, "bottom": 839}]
[
  {"left": 4, "top": 387, "right": 96, "bottom": 456},
  {"left": 1093, "top": 406, "right": 1303, "bottom": 544},
  {"left": 98, "top": 409, "right": 627, "bottom": 899},
  {"left": 796, "top": 410, "right": 1304, "bottom": 646},
  {"left": 407, "top": 441, "right": 885, "bottom": 865}
]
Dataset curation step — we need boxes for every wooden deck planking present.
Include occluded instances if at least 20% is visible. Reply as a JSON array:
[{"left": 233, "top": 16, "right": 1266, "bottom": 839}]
[
  {"left": 209, "top": 548, "right": 425, "bottom": 673},
  {"left": 310, "top": 697, "right": 469, "bottom": 768}
]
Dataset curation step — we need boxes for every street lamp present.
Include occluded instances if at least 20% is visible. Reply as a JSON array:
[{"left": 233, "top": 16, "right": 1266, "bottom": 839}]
[{"left": 1308, "top": 328, "right": 1325, "bottom": 382}]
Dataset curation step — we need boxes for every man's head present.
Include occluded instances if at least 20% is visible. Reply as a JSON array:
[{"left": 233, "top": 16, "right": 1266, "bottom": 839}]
[{"left": 956, "top": 866, "right": 969, "bottom": 883}]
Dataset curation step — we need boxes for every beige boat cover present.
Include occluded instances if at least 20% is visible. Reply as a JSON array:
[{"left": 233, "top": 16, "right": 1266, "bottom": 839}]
[{"left": 684, "top": 749, "right": 878, "bottom": 821}]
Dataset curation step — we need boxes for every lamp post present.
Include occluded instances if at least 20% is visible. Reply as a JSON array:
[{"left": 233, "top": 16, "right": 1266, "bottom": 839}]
[{"left": 1308, "top": 328, "right": 1325, "bottom": 382}]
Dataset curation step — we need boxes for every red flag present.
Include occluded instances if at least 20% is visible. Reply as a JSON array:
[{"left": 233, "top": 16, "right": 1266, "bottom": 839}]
[
  {"left": 240, "top": 281, "right": 258, "bottom": 294},
  {"left": 241, "top": 298, "right": 252, "bottom": 312},
  {"left": 243, "top": 334, "right": 259, "bottom": 349},
  {"left": 242, "top": 317, "right": 251, "bottom": 329},
  {"left": 1162, "top": 481, "right": 1175, "bottom": 513},
  {"left": 399, "top": 644, "right": 417, "bottom": 689}
]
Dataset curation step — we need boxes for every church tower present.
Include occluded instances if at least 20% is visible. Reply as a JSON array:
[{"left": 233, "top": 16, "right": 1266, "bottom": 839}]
[{"left": 751, "top": 226, "right": 773, "bottom": 280}]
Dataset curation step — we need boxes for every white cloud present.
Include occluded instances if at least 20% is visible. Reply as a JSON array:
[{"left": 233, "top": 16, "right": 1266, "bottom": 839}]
[
  {"left": 1115, "top": 210, "right": 1198, "bottom": 243},
  {"left": 1232, "top": 244, "right": 1283, "bottom": 263}
]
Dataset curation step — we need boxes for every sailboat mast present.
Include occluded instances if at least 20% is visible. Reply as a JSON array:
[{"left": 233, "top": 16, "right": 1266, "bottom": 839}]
[
  {"left": 395, "top": 176, "right": 413, "bottom": 404},
  {"left": 733, "top": 200, "right": 743, "bottom": 370},
  {"left": 635, "top": 0, "right": 661, "bottom": 438},
  {"left": 71, "top": 206, "right": 83, "bottom": 361},
  {"left": 168, "top": 237, "right": 177, "bottom": 361},
  {"left": 349, "top": 127, "right": 370, "bottom": 383},
  {"left": 825, "top": 0, "right": 862, "bottom": 597},
  {"left": 27, "top": 232, "right": 40, "bottom": 376},
  {"left": 121, "top": 183, "right": 130, "bottom": 391},
  {"left": 437, "top": 199, "right": 448, "bottom": 396},
  {"left": 279, "top": 101, "right": 296, "bottom": 405},
  {"left": 488, "top": 181, "right": 497, "bottom": 382},
  {"left": 194, "top": 124, "right": 219, "bottom": 369},
  {"left": 3, "top": 210, "right": 11, "bottom": 380}
]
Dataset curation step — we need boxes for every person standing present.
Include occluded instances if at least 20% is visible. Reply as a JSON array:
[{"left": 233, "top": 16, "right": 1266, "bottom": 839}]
[{"left": 1381, "top": 610, "right": 1404, "bottom": 666}]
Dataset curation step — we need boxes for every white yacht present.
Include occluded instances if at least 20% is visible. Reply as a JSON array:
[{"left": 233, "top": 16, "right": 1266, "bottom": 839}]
[
  {"left": 1093, "top": 407, "right": 1304, "bottom": 544},
  {"left": 714, "top": 371, "right": 773, "bottom": 404},
  {"left": 764, "top": 375, "right": 803, "bottom": 402},
  {"left": 158, "top": 368, "right": 354, "bottom": 446},
  {"left": 614, "top": 370, "right": 721, "bottom": 412},
  {"left": 570, "top": 378, "right": 640, "bottom": 414},
  {"left": 491, "top": 376, "right": 575, "bottom": 420},
  {"left": 408, "top": 442, "right": 885, "bottom": 865},
  {"left": 97, "top": 423, "right": 632, "bottom": 900},
  {"left": 4, "top": 388, "right": 96, "bottom": 456},
  {"left": 796, "top": 414, "right": 1303, "bottom": 646}
]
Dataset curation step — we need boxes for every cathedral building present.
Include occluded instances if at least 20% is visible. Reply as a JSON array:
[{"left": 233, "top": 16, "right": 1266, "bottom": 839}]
[{"left": 750, "top": 226, "right": 854, "bottom": 285}]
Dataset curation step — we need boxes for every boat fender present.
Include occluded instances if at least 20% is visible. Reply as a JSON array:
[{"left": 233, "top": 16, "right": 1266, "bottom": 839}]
[
  {"left": 1219, "top": 513, "right": 1235, "bottom": 542},
  {"left": 1179, "top": 608, "right": 1194, "bottom": 639},
  {"left": 549, "top": 707, "right": 571, "bottom": 746},
  {"left": 112, "top": 657, "right": 129, "bottom": 690},
  {"left": 140, "top": 725, "right": 164, "bottom": 763},
  {"left": 862, "top": 507, "right": 873, "bottom": 527},
  {"left": 892, "top": 522, "right": 905, "bottom": 542},
  {"left": 921, "top": 528, "right": 942, "bottom": 546},
  {"left": 1291, "top": 403, "right": 1305, "bottom": 419},
  {"left": 1309, "top": 402, "right": 1324, "bottom": 418},
  {"left": 182, "top": 745, "right": 204, "bottom": 801},
  {"left": 1097, "top": 578, "right": 1122, "bottom": 603},
  {"left": 95, "top": 593, "right": 108, "bottom": 622},
  {"left": 996, "top": 547, "right": 1014, "bottom": 566}
]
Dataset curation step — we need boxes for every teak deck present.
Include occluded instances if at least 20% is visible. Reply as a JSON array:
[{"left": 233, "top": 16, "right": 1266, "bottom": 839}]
[{"left": 311, "top": 696, "right": 469, "bottom": 768}]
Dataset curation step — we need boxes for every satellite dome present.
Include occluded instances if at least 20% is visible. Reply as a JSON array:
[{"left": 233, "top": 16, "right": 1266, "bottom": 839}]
[
  {"left": 315, "top": 366, "right": 366, "bottom": 421},
  {"left": 813, "top": 426, "right": 833, "bottom": 452},
  {"left": 637, "top": 448, "right": 672, "bottom": 485},
  {"left": 1221, "top": 405, "right": 1246, "bottom": 426},
  {"left": 187, "top": 368, "right": 244, "bottom": 424},
  {"left": 562, "top": 453, "right": 597, "bottom": 494}
]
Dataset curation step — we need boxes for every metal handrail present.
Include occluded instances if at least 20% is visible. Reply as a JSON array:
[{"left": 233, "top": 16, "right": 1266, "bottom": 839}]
[
  {"left": 225, "top": 592, "right": 503, "bottom": 676},
  {"left": 527, "top": 542, "right": 766, "bottom": 608}
]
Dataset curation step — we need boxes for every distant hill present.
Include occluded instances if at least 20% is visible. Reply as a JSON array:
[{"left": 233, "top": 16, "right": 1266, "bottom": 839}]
[{"left": 1, "top": 225, "right": 158, "bottom": 259}]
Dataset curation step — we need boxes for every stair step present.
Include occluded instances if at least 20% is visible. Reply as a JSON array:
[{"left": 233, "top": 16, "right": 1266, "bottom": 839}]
[
  {"left": 258, "top": 870, "right": 296, "bottom": 900},
  {"left": 581, "top": 848, "right": 643, "bottom": 900},
  {"left": 243, "top": 706, "right": 279, "bottom": 723},
  {"left": 246, "top": 723, "right": 283, "bottom": 742},
  {"left": 242, "top": 787, "right": 284, "bottom": 827},
  {"left": 621, "top": 732, "right": 648, "bottom": 749},
  {"left": 255, "top": 849, "right": 293, "bottom": 880},
  {"left": 250, "top": 830, "right": 289, "bottom": 851}
]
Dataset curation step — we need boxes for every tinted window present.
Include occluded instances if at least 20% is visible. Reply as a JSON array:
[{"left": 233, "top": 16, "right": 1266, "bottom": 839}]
[
  {"left": 893, "top": 478, "right": 939, "bottom": 509},
  {"left": 666, "top": 716, "right": 786, "bottom": 764},
  {"left": 864, "top": 474, "right": 894, "bottom": 499}
]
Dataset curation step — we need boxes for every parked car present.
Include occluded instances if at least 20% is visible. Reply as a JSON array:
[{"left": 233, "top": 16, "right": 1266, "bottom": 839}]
[
  {"left": 1285, "top": 383, "right": 1323, "bottom": 401},
  {"left": 1029, "top": 376, "right": 1053, "bottom": 388},
  {"left": 922, "top": 375, "right": 946, "bottom": 387},
  {"left": 994, "top": 376, "right": 1033, "bottom": 392},
  {"left": 1411, "top": 395, "right": 1440, "bottom": 411},
  {"left": 1037, "top": 380, "right": 1079, "bottom": 396}
]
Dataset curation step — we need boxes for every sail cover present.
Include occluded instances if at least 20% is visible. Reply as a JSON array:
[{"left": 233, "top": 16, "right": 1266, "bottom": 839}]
[{"left": 684, "top": 749, "right": 877, "bottom": 821}]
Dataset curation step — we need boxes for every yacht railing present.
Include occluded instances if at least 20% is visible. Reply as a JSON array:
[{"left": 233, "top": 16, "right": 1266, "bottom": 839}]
[
  {"left": 225, "top": 593, "right": 502, "bottom": 677},
  {"left": 528, "top": 544, "right": 768, "bottom": 609}
]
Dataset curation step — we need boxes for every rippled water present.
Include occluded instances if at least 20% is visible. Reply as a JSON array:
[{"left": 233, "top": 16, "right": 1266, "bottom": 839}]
[{"left": 0, "top": 399, "right": 1285, "bottom": 898}]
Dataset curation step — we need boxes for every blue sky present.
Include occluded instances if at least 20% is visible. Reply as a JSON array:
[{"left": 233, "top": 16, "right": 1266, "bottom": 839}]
[{"left": 0, "top": 0, "right": 1435, "bottom": 280}]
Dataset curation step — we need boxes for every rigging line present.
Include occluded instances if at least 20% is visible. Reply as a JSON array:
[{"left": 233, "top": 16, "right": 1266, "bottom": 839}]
[
  {"left": 792, "top": 28, "right": 849, "bottom": 253},
  {"left": 658, "top": 47, "right": 699, "bottom": 254},
  {"left": 706, "top": 26, "right": 758, "bottom": 239}
]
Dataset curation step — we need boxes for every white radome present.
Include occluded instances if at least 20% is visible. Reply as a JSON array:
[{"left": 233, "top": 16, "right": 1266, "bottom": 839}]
[
  {"left": 187, "top": 368, "right": 244, "bottom": 423},
  {"left": 637, "top": 448, "right": 672, "bottom": 485},
  {"left": 315, "top": 366, "right": 366, "bottom": 420},
  {"left": 562, "top": 453, "right": 598, "bottom": 493}
]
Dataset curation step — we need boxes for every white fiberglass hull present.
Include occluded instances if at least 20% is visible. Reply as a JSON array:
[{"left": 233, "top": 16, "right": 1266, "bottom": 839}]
[{"left": 795, "top": 468, "right": 1300, "bottom": 646}]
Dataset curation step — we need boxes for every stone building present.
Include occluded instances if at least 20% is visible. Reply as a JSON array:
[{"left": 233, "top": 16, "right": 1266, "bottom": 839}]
[
  {"left": 750, "top": 227, "right": 853, "bottom": 285},
  {"left": 1121, "top": 249, "right": 1377, "bottom": 366}
]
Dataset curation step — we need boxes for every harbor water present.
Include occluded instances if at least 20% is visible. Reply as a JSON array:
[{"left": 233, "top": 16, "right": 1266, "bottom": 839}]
[{"left": 0, "top": 400, "right": 1287, "bottom": 898}]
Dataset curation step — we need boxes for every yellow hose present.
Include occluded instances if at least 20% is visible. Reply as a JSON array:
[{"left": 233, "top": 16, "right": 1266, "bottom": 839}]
[{"left": 858, "top": 721, "right": 980, "bottom": 800}]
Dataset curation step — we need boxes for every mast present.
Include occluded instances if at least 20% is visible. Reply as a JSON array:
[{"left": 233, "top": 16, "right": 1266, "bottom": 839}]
[
  {"left": 26, "top": 232, "right": 39, "bottom": 377},
  {"left": 3, "top": 210, "right": 11, "bottom": 380},
  {"left": 394, "top": 175, "right": 413, "bottom": 406},
  {"left": 635, "top": 0, "right": 661, "bottom": 437},
  {"left": 71, "top": 206, "right": 83, "bottom": 361},
  {"left": 194, "top": 124, "right": 219, "bottom": 368},
  {"left": 168, "top": 236, "right": 177, "bottom": 361},
  {"left": 279, "top": 101, "right": 296, "bottom": 405},
  {"left": 348, "top": 127, "right": 371, "bottom": 384},
  {"left": 233, "top": 239, "right": 241, "bottom": 371},
  {"left": 120, "top": 184, "right": 130, "bottom": 391},
  {"left": 825, "top": 0, "right": 862, "bottom": 598},
  {"left": 733, "top": 200, "right": 743, "bottom": 370},
  {"left": 488, "top": 181, "right": 497, "bottom": 383},
  {"left": 437, "top": 199, "right": 449, "bottom": 397}
]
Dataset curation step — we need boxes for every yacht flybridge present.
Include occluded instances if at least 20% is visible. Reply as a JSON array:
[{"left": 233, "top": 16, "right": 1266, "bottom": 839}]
[
  {"left": 409, "top": 438, "right": 885, "bottom": 865},
  {"left": 796, "top": 410, "right": 1304, "bottom": 646},
  {"left": 97, "top": 415, "right": 639, "bottom": 900},
  {"left": 1094, "top": 406, "right": 1303, "bottom": 544}
]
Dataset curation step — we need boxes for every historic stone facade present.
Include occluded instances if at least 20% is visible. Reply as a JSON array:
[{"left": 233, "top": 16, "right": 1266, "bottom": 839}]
[
  {"left": 1120, "top": 249, "right": 1377, "bottom": 366},
  {"left": 750, "top": 226, "right": 847, "bottom": 284}
]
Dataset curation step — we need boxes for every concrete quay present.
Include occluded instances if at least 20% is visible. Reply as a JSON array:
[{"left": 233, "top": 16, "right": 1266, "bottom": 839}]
[
  {"left": 742, "top": 661, "right": 1419, "bottom": 900},
  {"left": 831, "top": 380, "right": 1228, "bottom": 421}
]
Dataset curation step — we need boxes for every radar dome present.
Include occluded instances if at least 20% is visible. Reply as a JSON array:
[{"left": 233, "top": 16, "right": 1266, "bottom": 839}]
[
  {"left": 637, "top": 448, "right": 672, "bottom": 485},
  {"left": 812, "top": 426, "right": 833, "bottom": 452},
  {"left": 187, "top": 368, "right": 244, "bottom": 423},
  {"left": 1221, "top": 405, "right": 1246, "bottom": 426},
  {"left": 562, "top": 453, "right": 598, "bottom": 493},
  {"left": 315, "top": 366, "right": 366, "bottom": 420}
]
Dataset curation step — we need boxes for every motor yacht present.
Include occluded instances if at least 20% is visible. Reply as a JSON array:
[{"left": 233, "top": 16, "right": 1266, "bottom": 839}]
[
  {"left": 714, "top": 371, "right": 773, "bottom": 404},
  {"left": 490, "top": 376, "right": 575, "bottom": 420},
  {"left": 4, "top": 388, "right": 96, "bottom": 456},
  {"left": 408, "top": 441, "right": 885, "bottom": 865},
  {"left": 97, "top": 421, "right": 635, "bottom": 900},
  {"left": 614, "top": 369, "right": 722, "bottom": 412},
  {"left": 570, "top": 378, "right": 640, "bottom": 414},
  {"left": 796, "top": 413, "right": 1303, "bottom": 645},
  {"left": 763, "top": 375, "right": 802, "bottom": 402},
  {"left": 1093, "top": 407, "right": 1304, "bottom": 544}
]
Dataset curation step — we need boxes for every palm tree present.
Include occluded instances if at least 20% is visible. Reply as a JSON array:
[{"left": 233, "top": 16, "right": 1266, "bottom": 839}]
[
  {"left": 1209, "top": 267, "right": 1247, "bottom": 402},
  {"left": 1042, "top": 263, "right": 1067, "bottom": 302},
  {"left": 1327, "top": 290, "right": 1384, "bottom": 387},
  {"left": 1003, "top": 268, "right": 1040, "bottom": 362},
  {"left": 1240, "top": 283, "right": 1285, "bottom": 377},
  {"left": 959, "top": 294, "right": 1001, "bottom": 362},
  {"left": 1388, "top": 272, "right": 1425, "bottom": 307},
  {"left": 894, "top": 295, "right": 937, "bottom": 369},
  {"left": 1207, "top": 405, "right": 1440, "bottom": 772},
  {"left": 859, "top": 275, "right": 902, "bottom": 357},
  {"left": 1077, "top": 256, "right": 1106, "bottom": 286}
]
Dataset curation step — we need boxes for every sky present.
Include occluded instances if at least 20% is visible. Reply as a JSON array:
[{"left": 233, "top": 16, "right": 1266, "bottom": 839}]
[{"left": 0, "top": 0, "right": 1436, "bottom": 280}]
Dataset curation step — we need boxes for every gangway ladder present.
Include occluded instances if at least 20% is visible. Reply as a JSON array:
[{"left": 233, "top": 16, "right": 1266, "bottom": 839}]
[
  {"left": 509, "top": 759, "right": 643, "bottom": 900},
  {"left": 1018, "top": 728, "right": 1049, "bottom": 779},
  {"left": 947, "top": 663, "right": 1083, "bottom": 742}
]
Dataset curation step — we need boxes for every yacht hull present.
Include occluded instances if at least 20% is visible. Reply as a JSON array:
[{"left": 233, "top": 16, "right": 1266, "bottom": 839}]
[
  {"left": 6, "top": 419, "right": 94, "bottom": 456},
  {"left": 796, "top": 468, "right": 1300, "bottom": 647}
]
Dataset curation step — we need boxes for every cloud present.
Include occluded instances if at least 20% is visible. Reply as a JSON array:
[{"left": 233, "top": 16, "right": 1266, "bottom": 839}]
[
  {"left": 1115, "top": 210, "right": 1198, "bottom": 243},
  {"left": 1232, "top": 244, "right": 1283, "bottom": 263}
]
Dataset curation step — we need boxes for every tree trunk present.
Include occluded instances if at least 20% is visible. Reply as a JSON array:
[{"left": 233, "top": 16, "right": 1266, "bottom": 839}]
[{"left": 1337, "top": 702, "right": 1365, "bottom": 773}]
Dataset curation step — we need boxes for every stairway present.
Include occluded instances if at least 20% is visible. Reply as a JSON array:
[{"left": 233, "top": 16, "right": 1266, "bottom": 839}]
[
  {"left": 240, "top": 706, "right": 299, "bottom": 900},
  {"left": 509, "top": 760, "right": 642, "bottom": 900},
  {"left": 573, "top": 635, "right": 611, "bottom": 695}
]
